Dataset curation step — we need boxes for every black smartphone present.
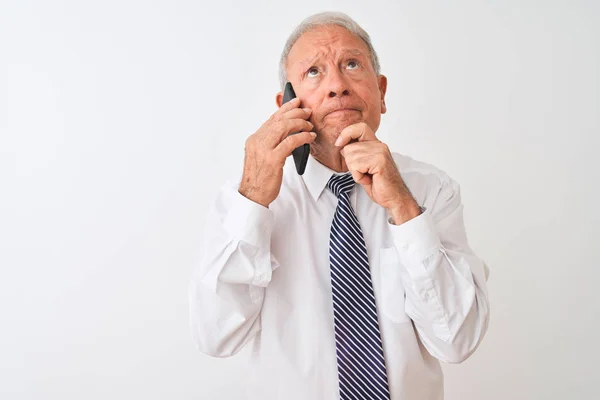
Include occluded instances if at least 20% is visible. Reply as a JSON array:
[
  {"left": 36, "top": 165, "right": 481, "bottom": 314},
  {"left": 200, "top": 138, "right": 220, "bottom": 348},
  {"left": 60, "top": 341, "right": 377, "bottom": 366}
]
[{"left": 282, "top": 82, "right": 310, "bottom": 175}]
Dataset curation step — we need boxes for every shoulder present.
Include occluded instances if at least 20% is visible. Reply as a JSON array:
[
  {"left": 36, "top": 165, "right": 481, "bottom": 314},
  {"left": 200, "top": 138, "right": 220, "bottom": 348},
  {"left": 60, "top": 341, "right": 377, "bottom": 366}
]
[
  {"left": 390, "top": 152, "right": 461, "bottom": 214},
  {"left": 390, "top": 152, "right": 456, "bottom": 187}
]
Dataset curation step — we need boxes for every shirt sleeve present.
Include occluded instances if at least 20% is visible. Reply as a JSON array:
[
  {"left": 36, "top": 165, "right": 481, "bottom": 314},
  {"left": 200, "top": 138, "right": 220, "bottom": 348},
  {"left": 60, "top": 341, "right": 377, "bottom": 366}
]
[
  {"left": 388, "top": 176, "right": 491, "bottom": 364},
  {"left": 188, "top": 180, "right": 279, "bottom": 357}
]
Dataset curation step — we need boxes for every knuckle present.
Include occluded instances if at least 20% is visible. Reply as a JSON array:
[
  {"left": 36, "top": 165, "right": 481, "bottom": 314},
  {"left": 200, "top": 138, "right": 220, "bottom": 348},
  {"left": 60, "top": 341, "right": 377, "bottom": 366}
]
[
  {"left": 276, "top": 123, "right": 286, "bottom": 134},
  {"left": 278, "top": 118, "right": 288, "bottom": 130},
  {"left": 293, "top": 135, "right": 301, "bottom": 145},
  {"left": 279, "top": 140, "right": 293, "bottom": 154},
  {"left": 264, "top": 152, "right": 276, "bottom": 165},
  {"left": 286, "top": 135, "right": 296, "bottom": 146},
  {"left": 279, "top": 135, "right": 291, "bottom": 147}
]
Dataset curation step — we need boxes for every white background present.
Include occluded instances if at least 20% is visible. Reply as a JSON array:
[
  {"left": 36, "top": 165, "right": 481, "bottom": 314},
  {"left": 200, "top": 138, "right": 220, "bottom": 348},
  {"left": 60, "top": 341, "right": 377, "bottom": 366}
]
[{"left": 1, "top": 0, "right": 599, "bottom": 399}]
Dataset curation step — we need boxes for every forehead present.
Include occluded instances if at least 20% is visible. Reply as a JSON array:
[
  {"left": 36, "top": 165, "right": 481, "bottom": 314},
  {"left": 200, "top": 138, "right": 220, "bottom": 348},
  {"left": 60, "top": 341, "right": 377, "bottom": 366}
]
[{"left": 287, "top": 25, "right": 370, "bottom": 68}]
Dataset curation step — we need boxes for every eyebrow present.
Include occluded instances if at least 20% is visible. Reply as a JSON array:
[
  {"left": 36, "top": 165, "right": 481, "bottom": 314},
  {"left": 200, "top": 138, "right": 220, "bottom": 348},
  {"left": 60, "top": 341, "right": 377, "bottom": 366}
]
[{"left": 297, "top": 48, "right": 366, "bottom": 69}]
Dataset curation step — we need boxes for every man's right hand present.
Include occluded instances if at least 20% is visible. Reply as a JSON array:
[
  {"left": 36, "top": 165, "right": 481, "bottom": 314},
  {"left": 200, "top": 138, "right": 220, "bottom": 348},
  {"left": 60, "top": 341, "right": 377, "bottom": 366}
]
[{"left": 238, "top": 97, "right": 316, "bottom": 208}]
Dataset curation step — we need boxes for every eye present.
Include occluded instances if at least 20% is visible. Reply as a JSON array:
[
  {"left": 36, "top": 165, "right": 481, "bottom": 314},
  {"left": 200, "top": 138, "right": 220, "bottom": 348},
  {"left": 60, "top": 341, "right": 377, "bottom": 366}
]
[
  {"left": 346, "top": 60, "right": 360, "bottom": 70},
  {"left": 307, "top": 67, "right": 320, "bottom": 77}
]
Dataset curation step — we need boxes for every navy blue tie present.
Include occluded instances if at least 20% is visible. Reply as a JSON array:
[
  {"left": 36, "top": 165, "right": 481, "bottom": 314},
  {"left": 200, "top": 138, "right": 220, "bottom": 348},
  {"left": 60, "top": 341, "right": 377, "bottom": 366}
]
[{"left": 327, "top": 172, "right": 391, "bottom": 400}]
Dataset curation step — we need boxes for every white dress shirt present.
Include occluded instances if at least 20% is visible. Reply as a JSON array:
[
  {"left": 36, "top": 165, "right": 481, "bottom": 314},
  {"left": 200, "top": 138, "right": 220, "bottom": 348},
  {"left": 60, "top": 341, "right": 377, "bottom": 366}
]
[{"left": 189, "top": 152, "right": 490, "bottom": 400}]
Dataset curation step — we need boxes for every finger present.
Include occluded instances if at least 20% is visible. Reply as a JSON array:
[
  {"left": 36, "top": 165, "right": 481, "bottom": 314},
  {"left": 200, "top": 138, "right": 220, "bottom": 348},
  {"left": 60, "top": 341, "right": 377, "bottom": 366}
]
[
  {"left": 283, "top": 107, "right": 312, "bottom": 120},
  {"left": 353, "top": 172, "right": 372, "bottom": 187},
  {"left": 275, "top": 97, "right": 301, "bottom": 115},
  {"left": 279, "top": 118, "right": 314, "bottom": 140},
  {"left": 273, "top": 131, "right": 317, "bottom": 160},
  {"left": 335, "top": 122, "right": 377, "bottom": 147},
  {"left": 350, "top": 169, "right": 366, "bottom": 184},
  {"left": 340, "top": 141, "right": 383, "bottom": 159},
  {"left": 346, "top": 156, "right": 376, "bottom": 186},
  {"left": 358, "top": 174, "right": 372, "bottom": 186},
  {"left": 344, "top": 154, "right": 367, "bottom": 184}
]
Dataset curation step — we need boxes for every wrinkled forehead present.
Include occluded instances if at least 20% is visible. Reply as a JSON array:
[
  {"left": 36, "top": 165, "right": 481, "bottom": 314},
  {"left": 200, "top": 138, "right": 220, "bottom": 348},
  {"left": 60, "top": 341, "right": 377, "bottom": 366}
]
[{"left": 286, "top": 25, "right": 371, "bottom": 70}]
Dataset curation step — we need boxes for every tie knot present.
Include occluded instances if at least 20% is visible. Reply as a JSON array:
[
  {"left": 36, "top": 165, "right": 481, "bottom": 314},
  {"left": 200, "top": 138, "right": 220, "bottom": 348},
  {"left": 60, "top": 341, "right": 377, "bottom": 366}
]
[{"left": 327, "top": 172, "right": 355, "bottom": 197}]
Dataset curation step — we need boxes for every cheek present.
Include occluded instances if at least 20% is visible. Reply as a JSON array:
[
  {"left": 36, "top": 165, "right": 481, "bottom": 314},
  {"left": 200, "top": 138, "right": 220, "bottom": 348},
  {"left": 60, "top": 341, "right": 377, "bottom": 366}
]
[
  {"left": 301, "top": 97, "right": 319, "bottom": 111},
  {"left": 301, "top": 98, "right": 326, "bottom": 124},
  {"left": 299, "top": 90, "right": 320, "bottom": 110},
  {"left": 360, "top": 87, "right": 382, "bottom": 114}
]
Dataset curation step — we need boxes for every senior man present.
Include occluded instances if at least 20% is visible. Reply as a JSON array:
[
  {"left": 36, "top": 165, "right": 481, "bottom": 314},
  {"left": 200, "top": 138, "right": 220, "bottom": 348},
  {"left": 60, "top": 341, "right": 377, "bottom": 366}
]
[{"left": 189, "top": 11, "right": 490, "bottom": 400}]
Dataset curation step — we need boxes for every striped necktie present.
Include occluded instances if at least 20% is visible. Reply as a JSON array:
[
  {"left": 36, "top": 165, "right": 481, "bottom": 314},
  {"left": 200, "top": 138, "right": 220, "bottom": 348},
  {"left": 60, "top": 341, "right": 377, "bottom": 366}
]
[{"left": 327, "top": 172, "right": 391, "bottom": 400}]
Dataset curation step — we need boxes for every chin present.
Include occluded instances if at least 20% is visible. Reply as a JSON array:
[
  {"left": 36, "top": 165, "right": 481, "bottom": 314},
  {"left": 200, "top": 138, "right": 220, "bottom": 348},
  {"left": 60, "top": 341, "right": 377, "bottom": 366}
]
[{"left": 328, "top": 114, "right": 363, "bottom": 133}]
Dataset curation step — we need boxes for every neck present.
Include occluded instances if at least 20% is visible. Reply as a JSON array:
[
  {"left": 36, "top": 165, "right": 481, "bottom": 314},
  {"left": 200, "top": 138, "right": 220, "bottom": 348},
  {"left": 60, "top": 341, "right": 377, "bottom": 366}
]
[{"left": 310, "top": 140, "right": 348, "bottom": 173}]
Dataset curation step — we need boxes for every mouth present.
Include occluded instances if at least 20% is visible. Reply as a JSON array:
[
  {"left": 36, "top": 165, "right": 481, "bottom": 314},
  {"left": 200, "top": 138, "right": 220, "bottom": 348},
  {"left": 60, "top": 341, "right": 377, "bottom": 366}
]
[{"left": 326, "top": 108, "right": 360, "bottom": 118}]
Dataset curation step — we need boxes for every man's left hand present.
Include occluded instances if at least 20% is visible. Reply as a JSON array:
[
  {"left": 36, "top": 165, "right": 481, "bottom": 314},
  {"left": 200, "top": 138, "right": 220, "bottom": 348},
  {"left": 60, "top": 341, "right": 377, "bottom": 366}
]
[{"left": 335, "top": 122, "right": 422, "bottom": 225}]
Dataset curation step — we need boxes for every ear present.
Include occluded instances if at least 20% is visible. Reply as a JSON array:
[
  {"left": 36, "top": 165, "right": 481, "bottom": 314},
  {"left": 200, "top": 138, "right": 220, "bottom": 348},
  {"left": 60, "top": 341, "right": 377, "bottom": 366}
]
[
  {"left": 276, "top": 92, "right": 283, "bottom": 108},
  {"left": 378, "top": 75, "right": 388, "bottom": 114}
]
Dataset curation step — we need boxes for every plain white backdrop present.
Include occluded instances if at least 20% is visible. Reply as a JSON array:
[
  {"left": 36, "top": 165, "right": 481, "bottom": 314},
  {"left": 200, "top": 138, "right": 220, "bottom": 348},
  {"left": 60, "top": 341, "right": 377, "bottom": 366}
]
[{"left": 1, "top": 0, "right": 598, "bottom": 399}]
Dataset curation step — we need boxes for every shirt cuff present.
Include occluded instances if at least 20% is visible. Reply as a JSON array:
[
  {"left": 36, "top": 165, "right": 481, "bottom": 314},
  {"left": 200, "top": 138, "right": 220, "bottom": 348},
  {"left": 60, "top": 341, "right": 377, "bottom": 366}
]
[
  {"left": 389, "top": 209, "right": 441, "bottom": 268},
  {"left": 222, "top": 188, "right": 275, "bottom": 250}
]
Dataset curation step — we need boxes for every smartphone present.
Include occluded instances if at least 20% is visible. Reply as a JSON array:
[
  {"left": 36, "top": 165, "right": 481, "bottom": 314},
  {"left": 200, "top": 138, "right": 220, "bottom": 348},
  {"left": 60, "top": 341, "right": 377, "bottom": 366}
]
[{"left": 282, "top": 82, "right": 310, "bottom": 175}]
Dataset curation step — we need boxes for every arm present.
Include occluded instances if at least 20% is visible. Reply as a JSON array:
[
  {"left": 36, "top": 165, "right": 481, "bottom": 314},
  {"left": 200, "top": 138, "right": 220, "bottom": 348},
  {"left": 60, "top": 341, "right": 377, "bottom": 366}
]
[
  {"left": 188, "top": 97, "right": 315, "bottom": 358},
  {"left": 188, "top": 181, "right": 278, "bottom": 357},
  {"left": 333, "top": 122, "right": 490, "bottom": 364},
  {"left": 388, "top": 177, "right": 490, "bottom": 364}
]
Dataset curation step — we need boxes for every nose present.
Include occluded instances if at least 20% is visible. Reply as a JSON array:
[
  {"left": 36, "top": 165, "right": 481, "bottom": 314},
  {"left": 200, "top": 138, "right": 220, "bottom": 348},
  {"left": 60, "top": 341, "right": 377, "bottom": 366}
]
[{"left": 327, "top": 69, "right": 350, "bottom": 98}]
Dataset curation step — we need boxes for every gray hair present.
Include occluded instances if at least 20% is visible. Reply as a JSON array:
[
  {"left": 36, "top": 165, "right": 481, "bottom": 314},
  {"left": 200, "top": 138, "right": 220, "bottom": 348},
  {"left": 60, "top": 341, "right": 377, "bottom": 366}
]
[{"left": 278, "top": 12, "right": 381, "bottom": 90}]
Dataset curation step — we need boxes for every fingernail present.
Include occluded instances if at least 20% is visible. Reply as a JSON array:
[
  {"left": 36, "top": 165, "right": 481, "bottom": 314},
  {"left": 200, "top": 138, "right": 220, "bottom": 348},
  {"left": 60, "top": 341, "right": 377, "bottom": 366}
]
[
  {"left": 335, "top": 137, "right": 342, "bottom": 146},
  {"left": 310, "top": 132, "right": 317, "bottom": 138},
  {"left": 303, "top": 108, "right": 312, "bottom": 113}
]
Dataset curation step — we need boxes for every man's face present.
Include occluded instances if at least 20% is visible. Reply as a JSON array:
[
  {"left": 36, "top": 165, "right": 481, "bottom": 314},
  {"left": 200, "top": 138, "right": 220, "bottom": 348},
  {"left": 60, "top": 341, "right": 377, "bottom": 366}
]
[{"left": 277, "top": 25, "right": 387, "bottom": 147}]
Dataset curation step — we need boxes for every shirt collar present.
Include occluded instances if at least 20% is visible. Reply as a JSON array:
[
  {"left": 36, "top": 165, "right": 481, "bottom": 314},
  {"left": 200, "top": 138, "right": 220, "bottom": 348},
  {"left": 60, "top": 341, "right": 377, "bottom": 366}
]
[{"left": 301, "top": 154, "right": 346, "bottom": 202}]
